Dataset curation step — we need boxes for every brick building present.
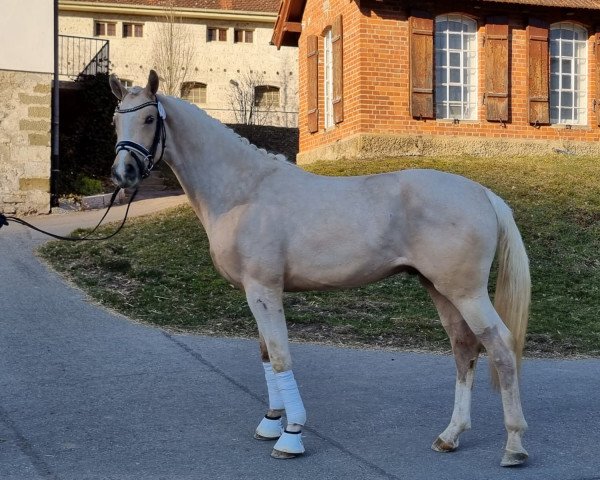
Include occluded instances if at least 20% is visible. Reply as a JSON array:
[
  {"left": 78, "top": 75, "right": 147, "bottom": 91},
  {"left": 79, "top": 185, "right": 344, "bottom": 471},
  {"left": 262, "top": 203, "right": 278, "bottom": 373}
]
[{"left": 273, "top": 0, "right": 600, "bottom": 163}]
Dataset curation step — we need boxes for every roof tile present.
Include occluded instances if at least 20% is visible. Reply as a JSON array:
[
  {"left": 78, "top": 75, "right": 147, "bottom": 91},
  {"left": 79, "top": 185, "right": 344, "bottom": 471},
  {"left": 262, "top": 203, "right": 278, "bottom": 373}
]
[
  {"left": 481, "top": 0, "right": 600, "bottom": 9},
  {"left": 65, "top": 0, "right": 281, "bottom": 13}
]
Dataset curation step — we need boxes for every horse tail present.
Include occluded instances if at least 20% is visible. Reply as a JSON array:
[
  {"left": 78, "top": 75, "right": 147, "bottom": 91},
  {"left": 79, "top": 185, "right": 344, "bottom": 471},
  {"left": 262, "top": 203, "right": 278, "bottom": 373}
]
[{"left": 484, "top": 189, "right": 531, "bottom": 390}]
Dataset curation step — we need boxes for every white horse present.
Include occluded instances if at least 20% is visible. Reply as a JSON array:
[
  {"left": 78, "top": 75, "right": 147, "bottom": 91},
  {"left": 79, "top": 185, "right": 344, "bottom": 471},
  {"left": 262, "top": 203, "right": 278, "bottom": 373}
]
[{"left": 109, "top": 71, "right": 531, "bottom": 467}]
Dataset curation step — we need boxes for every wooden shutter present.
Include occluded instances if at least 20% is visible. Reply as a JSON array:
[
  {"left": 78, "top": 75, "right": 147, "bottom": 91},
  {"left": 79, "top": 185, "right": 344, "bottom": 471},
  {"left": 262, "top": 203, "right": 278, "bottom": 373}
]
[
  {"left": 307, "top": 34, "right": 319, "bottom": 133},
  {"left": 595, "top": 31, "right": 600, "bottom": 126},
  {"left": 485, "top": 20, "right": 509, "bottom": 122},
  {"left": 409, "top": 12, "right": 434, "bottom": 119},
  {"left": 332, "top": 15, "right": 344, "bottom": 124},
  {"left": 527, "top": 21, "right": 550, "bottom": 125}
]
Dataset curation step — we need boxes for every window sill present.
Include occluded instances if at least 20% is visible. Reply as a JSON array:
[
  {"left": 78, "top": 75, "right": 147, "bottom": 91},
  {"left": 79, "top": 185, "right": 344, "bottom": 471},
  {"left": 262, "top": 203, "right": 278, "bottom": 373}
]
[
  {"left": 550, "top": 124, "right": 591, "bottom": 131},
  {"left": 435, "top": 119, "right": 481, "bottom": 125}
]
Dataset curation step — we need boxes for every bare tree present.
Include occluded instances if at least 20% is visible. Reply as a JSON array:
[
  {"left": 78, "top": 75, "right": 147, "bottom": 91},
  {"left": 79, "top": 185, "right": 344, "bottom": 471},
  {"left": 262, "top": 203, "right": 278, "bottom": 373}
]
[
  {"left": 228, "top": 70, "right": 279, "bottom": 126},
  {"left": 152, "top": 2, "right": 197, "bottom": 96}
]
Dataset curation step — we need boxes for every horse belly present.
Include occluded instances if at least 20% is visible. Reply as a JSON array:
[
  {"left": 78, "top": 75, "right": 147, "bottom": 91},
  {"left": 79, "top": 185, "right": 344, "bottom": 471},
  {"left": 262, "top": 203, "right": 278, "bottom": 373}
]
[{"left": 282, "top": 240, "right": 406, "bottom": 291}]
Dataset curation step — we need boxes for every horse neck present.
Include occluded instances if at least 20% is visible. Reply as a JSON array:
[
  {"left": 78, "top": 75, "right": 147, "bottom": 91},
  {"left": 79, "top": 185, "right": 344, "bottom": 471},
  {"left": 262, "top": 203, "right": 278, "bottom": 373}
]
[{"left": 160, "top": 96, "right": 279, "bottom": 227}]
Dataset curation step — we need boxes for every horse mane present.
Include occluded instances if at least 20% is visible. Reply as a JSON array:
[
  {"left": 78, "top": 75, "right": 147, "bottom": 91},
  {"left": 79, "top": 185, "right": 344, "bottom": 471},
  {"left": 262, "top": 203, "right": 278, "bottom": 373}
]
[{"left": 162, "top": 93, "right": 293, "bottom": 166}]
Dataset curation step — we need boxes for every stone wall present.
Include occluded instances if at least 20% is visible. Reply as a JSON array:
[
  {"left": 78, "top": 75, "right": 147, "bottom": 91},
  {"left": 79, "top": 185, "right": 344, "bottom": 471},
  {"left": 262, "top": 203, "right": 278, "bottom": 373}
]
[
  {"left": 296, "top": 132, "right": 600, "bottom": 165},
  {"left": 227, "top": 124, "right": 299, "bottom": 162},
  {"left": 59, "top": 10, "right": 298, "bottom": 127},
  {"left": 0, "top": 70, "right": 52, "bottom": 214}
]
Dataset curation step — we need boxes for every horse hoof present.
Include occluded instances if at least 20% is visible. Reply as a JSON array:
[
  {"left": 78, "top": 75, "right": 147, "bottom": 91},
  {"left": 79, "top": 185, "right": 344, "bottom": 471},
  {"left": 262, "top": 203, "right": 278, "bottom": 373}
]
[
  {"left": 254, "top": 432, "right": 280, "bottom": 441},
  {"left": 271, "top": 448, "right": 301, "bottom": 459},
  {"left": 270, "top": 430, "right": 305, "bottom": 459},
  {"left": 254, "top": 416, "right": 283, "bottom": 441},
  {"left": 501, "top": 449, "right": 528, "bottom": 467},
  {"left": 431, "top": 436, "right": 458, "bottom": 453}
]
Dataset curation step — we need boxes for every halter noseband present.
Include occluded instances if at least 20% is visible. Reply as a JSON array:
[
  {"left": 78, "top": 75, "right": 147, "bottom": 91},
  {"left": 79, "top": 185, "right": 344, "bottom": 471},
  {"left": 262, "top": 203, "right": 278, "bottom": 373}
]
[{"left": 114, "top": 100, "right": 166, "bottom": 179}]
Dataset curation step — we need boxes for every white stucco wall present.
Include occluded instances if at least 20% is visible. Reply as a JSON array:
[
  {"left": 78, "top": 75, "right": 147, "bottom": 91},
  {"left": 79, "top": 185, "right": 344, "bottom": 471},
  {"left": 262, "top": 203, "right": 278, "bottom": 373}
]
[
  {"left": 0, "top": 0, "right": 53, "bottom": 214},
  {"left": 59, "top": 7, "right": 298, "bottom": 127},
  {"left": 0, "top": 0, "right": 54, "bottom": 73}
]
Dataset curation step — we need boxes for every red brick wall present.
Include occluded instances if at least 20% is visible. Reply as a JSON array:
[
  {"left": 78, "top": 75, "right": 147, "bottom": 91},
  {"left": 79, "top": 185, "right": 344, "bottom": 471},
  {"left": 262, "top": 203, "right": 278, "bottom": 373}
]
[
  {"left": 299, "top": 0, "right": 364, "bottom": 153},
  {"left": 298, "top": 0, "right": 600, "bottom": 155}
]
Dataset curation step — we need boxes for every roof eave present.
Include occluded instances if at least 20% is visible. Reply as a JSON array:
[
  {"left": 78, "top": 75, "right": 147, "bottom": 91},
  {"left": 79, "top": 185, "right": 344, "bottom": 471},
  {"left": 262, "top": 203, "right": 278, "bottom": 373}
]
[
  {"left": 271, "top": 0, "right": 305, "bottom": 48},
  {"left": 59, "top": 0, "right": 278, "bottom": 23}
]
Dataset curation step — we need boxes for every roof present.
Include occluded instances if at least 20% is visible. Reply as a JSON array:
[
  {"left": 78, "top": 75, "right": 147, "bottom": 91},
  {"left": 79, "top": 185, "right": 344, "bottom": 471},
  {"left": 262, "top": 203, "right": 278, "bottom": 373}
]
[
  {"left": 482, "top": 0, "right": 600, "bottom": 7},
  {"left": 64, "top": 0, "right": 281, "bottom": 14},
  {"left": 272, "top": 0, "right": 600, "bottom": 48},
  {"left": 271, "top": 0, "right": 305, "bottom": 48}
]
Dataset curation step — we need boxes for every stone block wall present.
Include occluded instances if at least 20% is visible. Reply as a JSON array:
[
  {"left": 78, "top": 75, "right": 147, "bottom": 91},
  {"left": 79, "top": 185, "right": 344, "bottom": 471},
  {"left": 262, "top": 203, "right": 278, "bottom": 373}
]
[
  {"left": 0, "top": 70, "right": 52, "bottom": 214},
  {"left": 59, "top": 10, "right": 298, "bottom": 127}
]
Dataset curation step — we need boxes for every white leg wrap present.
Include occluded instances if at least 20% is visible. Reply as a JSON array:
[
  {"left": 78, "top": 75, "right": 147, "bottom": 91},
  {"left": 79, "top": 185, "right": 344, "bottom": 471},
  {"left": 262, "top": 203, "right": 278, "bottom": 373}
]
[
  {"left": 262, "top": 362, "right": 284, "bottom": 410},
  {"left": 273, "top": 430, "right": 305, "bottom": 455},
  {"left": 275, "top": 370, "right": 306, "bottom": 426},
  {"left": 255, "top": 415, "right": 283, "bottom": 440}
]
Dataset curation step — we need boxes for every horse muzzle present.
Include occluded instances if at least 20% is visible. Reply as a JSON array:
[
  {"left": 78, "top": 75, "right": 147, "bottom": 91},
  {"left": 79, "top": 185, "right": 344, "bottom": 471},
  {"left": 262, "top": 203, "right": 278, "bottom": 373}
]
[{"left": 111, "top": 151, "right": 142, "bottom": 189}]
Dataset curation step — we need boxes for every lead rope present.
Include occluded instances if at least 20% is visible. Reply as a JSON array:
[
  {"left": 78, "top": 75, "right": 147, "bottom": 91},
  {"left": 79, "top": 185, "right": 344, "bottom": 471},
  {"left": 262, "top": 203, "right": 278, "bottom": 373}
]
[
  {"left": 1, "top": 97, "right": 166, "bottom": 241},
  {"left": 0, "top": 187, "right": 138, "bottom": 241}
]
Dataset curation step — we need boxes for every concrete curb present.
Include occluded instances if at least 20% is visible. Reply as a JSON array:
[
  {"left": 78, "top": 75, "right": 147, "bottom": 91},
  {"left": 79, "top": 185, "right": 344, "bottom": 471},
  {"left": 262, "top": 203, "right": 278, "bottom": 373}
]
[{"left": 80, "top": 189, "right": 126, "bottom": 210}]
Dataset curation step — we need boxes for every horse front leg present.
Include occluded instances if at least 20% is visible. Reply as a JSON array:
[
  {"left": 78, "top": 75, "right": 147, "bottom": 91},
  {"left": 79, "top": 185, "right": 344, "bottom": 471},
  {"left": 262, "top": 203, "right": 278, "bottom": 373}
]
[
  {"left": 254, "top": 334, "right": 285, "bottom": 441},
  {"left": 245, "top": 282, "right": 306, "bottom": 459}
]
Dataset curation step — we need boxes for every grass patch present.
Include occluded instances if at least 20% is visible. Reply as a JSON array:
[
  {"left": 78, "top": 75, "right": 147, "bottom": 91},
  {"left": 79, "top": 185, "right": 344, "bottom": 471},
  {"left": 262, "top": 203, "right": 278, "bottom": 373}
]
[{"left": 38, "top": 155, "right": 600, "bottom": 357}]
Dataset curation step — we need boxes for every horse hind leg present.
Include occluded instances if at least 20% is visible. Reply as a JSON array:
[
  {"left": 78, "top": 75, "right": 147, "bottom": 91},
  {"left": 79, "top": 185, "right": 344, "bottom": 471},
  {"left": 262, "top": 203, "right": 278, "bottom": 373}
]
[
  {"left": 450, "top": 293, "right": 528, "bottom": 467},
  {"left": 422, "top": 279, "right": 481, "bottom": 453}
]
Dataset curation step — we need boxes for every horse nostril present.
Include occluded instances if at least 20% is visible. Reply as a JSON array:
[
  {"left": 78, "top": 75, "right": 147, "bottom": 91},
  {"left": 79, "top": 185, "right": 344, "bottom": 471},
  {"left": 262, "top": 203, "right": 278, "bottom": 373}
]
[
  {"left": 111, "top": 165, "right": 122, "bottom": 183},
  {"left": 125, "top": 163, "right": 137, "bottom": 178}
]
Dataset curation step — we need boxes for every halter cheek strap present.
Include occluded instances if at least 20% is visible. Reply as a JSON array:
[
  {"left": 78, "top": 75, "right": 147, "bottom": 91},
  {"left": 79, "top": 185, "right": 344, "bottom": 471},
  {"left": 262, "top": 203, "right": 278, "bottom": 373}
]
[{"left": 114, "top": 100, "right": 167, "bottom": 179}]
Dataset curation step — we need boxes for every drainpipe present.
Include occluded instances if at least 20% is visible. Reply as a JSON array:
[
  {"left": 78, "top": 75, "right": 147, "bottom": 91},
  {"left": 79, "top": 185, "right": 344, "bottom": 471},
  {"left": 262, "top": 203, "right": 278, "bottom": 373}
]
[{"left": 50, "top": 0, "right": 60, "bottom": 208}]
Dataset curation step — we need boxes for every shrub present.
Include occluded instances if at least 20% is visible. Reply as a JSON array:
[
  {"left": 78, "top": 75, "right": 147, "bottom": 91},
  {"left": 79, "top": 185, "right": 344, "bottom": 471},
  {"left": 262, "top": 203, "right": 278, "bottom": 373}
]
[
  {"left": 73, "top": 175, "right": 104, "bottom": 196},
  {"left": 59, "top": 73, "right": 118, "bottom": 195}
]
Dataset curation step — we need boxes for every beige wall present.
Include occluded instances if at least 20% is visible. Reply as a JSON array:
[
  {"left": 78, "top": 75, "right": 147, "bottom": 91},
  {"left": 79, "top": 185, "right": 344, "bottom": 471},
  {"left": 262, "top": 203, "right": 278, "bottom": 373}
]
[
  {"left": 0, "top": 0, "right": 54, "bottom": 73},
  {"left": 0, "top": 71, "right": 52, "bottom": 214},
  {"left": 0, "top": 0, "right": 53, "bottom": 214},
  {"left": 59, "top": 8, "right": 298, "bottom": 127}
]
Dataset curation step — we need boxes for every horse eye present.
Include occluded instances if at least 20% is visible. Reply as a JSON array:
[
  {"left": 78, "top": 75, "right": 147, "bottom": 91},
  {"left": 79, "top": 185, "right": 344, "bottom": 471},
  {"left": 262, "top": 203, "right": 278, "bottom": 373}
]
[{"left": 145, "top": 115, "right": 154, "bottom": 124}]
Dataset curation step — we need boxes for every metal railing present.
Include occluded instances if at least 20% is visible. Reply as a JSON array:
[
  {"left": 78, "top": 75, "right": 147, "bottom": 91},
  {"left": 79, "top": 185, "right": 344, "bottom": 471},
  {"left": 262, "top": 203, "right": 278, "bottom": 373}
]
[{"left": 59, "top": 35, "right": 110, "bottom": 79}]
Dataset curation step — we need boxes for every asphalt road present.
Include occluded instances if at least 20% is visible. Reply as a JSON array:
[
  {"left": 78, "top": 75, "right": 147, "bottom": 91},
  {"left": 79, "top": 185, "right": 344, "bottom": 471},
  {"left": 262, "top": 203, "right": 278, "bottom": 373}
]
[{"left": 1, "top": 197, "right": 599, "bottom": 480}]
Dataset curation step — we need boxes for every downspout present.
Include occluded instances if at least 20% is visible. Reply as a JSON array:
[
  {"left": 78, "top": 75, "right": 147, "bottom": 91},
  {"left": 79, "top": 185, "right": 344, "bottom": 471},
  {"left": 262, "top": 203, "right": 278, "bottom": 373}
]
[{"left": 51, "top": 0, "right": 60, "bottom": 208}]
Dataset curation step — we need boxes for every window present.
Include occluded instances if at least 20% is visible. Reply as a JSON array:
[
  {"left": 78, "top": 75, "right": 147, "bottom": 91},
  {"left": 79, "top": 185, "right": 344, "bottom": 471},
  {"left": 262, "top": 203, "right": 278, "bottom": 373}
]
[
  {"left": 435, "top": 14, "right": 478, "bottom": 120},
  {"left": 234, "top": 29, "right": 254, "bottom": 43},
  {"left": 120, "top": 79, "right": 133, "bottom": 88},
  {"left": 207, "top": 27, "right": 227, "bottom": 42},
  {"left": 550, "top": 22, "right": 587, "bottom": 125},
  {"left": 254, "top": 86, "right": 280, "bottom": 108},
  {"left": 123, "top": 23, "right": 143, "bottom": 38},
  {"left": 95, "top": 21, "right": 116, "bottom": 37},
  {"left": 181, "top": 82, "right": 207, "bottom": 104},
  {"left": 323, "top": 28, "right": 334, "bottom": 128}
]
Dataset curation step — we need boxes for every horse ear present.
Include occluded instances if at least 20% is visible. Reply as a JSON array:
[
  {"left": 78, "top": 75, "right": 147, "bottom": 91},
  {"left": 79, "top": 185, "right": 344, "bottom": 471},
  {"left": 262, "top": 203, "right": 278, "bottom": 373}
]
[
  {"left": 109, "top": 74, "right": 127, "bottom": 100},
  {"left": 147, "top": 70, "right": 159, "bottom": 96}
]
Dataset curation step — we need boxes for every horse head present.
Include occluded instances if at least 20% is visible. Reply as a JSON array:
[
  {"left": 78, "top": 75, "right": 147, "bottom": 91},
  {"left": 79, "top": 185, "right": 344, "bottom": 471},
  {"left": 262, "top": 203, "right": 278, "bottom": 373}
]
[{"left": 109, "top": 70, "right": 165, "bottom": 189}]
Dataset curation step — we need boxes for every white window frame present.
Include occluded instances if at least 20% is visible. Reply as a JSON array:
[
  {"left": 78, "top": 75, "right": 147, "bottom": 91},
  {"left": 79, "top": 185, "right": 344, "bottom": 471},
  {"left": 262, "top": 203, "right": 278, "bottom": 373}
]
[
  {"left": 94, "top": 21, "right": 116, "bottom": 37},
  {"left": 181, "top": 82, "right": 207, "bottom": 104},
  {"left": 434, "top": 14, "right": 478, "bottom": 120},
  {"left": 323, "top": 29, "right": 334, "bottom": 129},
  {"left": 254, "top": 85, "right": 280, "bottom": 108},
  {"left": 550, "top": 22, "right": 588, "bottom": 126}
]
